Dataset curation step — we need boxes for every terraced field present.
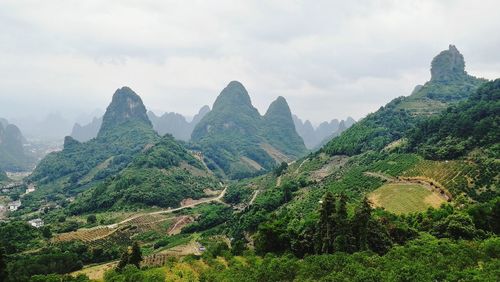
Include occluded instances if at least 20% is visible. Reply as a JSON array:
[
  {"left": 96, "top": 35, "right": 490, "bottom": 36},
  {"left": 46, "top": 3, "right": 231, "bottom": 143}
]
[
  {"left": 369, "top": 183, "right": 446, "bottom": 214},
  {"left": 53, "top": 226, "right": 115, "bottom": 243},
  {"left": 401, "top": 159, "right": 496, "bottom": 199}
]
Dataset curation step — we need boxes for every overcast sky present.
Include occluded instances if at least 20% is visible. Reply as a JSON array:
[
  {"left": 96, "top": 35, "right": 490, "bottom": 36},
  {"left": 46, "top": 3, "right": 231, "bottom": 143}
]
[{"left": 1, "top": 0, "right": 499, "bottom": 125}]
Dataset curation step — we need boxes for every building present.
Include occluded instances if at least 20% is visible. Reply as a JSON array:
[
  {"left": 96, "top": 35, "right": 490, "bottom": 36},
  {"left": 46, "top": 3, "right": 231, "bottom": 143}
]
[
  {"left": 8, "top": 200, "right": 21, "bottom": 211},
  {"left": 25, "top": 184, "right": 36, "bottom": 194},
  {"left": 28, "top": 218, "right": 44, "bottom": 228}
]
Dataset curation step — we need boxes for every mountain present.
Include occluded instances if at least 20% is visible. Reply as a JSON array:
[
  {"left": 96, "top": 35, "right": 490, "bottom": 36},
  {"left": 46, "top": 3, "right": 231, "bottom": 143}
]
[
  {"left": 69, "top": 134, "right": 220, "bottom": 213},
  {"left": 11, "top": 112, "right": 72, "bottom": 141},
  {"left": 192, "top": 81, "right": 307, "bottom": 179},
  {"left": 71, "top": 106, "right": 210, "bottom": 142},
  {"left": 0, "top": 168, "right": 8, "bottom": 184},
  {"left": 394, "top": 44, "right": 486, "bottom": 116},
  {"left": 29, "top": 87, "right": 159, "bottom": 195},
  {"left": 148, "top": 105, "right": 210, "bottom": 141},
  {"left": 324, "top": 45, "right": 485, "bottom": 156},
  {"left": 28, "top": 86, "right": 221, "bottom": 215},
  {"left": 70, "top": 117, "right": 102, "bottom": 142},
  {"left": 98, "top": 87, "right": 152, "bottom": 137},
  {"left": 0, "top": 119, "right": 32, "bottom": 171},
  {"left": 293, "top": 115, "right": 356, "bottom": 149},
  {"left": 262, "top": 97, "right": 306, "bottom": 158},
  {"left": 409, "top": 78, "right": 500, "bottom": 160}
]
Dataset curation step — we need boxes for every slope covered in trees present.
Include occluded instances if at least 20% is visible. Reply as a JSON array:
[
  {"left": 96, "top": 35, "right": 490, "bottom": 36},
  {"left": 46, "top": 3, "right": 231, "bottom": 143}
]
[
  {"left": 29, "top": 87, "right": 159, "bottom": 197},
  {"left": 192, "top": 81, "right": 306, "bottom": 179},
  {"left": 323, "top": 45, "right": 485, "bottom": 156},
  {"left": 68, "top": 134, "right": 220, "bottom": 213},
  {"left": 409, "top": 79, "right": 500, "bottom": 159}
]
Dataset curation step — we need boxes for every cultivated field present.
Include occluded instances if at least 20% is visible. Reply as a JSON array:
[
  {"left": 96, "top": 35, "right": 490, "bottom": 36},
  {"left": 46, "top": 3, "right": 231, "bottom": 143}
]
[{"left": 369, "top": 183, "right": 446, "bottom": 214}]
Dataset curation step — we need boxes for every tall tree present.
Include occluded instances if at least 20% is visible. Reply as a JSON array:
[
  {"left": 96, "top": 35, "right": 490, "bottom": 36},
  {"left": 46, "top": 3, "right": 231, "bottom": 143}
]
[
  {"left": 129, "top": 242, "right": 142, "bottom": 268},
  {"left": 334, "top": 193, "right": 352, "bottom": 252},
  {"left": 353, "top": 197, "right": 372, "bottom": 251},
  {"left": 0, "top": 246, "right": 6, "bottom": 282},
  {"left": 117, "top": 248, "right": 129, "bottom": 270},
  {"left": 317, "top": 192, "right": 336, "bottom": 253}
]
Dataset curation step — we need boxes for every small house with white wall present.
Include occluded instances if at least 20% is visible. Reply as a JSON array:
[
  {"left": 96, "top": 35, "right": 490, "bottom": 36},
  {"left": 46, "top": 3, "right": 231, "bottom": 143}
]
[
  {"left": 8, "top": 200, "right": 21, "bottom": 211},
  {"left": 28, "top": 218, "right": 44, "bottom": 228}
]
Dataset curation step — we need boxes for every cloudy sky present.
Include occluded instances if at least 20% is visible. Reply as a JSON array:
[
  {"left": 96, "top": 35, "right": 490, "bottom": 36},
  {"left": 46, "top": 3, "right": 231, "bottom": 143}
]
[{"left": 1, "top": 0, "right": 499, "bottom": 126}]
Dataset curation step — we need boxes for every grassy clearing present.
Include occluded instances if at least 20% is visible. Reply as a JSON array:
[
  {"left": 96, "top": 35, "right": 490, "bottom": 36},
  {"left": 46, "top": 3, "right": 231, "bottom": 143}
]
[{"left": 369, "top": 183, "right": 445, "bottom": 214}]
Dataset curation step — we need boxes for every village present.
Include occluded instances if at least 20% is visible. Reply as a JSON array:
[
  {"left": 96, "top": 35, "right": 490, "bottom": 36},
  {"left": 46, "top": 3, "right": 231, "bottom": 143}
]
[{"left": 0, "top": 181, "right": 44, "bottom": 228}]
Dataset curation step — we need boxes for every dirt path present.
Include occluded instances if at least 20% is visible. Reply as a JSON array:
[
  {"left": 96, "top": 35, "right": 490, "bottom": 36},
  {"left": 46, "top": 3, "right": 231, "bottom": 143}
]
[
  {"left": 295, "top": 159, "right": 308, "bottom": 174},
  {"left": 249, "top": 190, "right": 259, "bottom": 206},
  {"left": 107, "top": 185, "right": 227, "bottom": 228},
  {"left": 363, "top": 171, "right": 396, "bottom": 182},
  {"left": 276, "top": 175, "right": 282, "bottom": 187}
]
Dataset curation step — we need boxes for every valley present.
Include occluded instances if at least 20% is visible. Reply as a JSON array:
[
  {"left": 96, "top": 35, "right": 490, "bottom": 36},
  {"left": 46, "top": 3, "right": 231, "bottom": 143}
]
[{"left": 0, "top": 41, "right": 498, "bottom": 281}]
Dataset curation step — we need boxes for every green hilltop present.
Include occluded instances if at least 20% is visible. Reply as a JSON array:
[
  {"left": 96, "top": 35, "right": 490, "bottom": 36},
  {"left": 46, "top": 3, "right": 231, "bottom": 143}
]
[
  {"left": 192, "top": 81, "right": 307, "bottom": 179},
  {"left": 323, "top": 45, "right": 486, "bottom": 156}
]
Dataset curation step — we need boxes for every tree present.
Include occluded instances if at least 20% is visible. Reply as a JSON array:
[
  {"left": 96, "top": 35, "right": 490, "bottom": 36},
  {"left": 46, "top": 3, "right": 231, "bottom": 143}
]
[
  {"left": 352, "top": 197, "right": 372, "bottom": 251},
  {"left": 86, "top": 214, "right": 97, "bottom": 224},
  {"left": 116, "top": 248, "right": 129, "bottom": 270},
  {"left": 0, "top": 246, "right": 6, "bottom": 282},
  {"left": 283, "top": 183, "right": 293, "bottom": 203},
  {"left": 317, "top": 192, "right": 336, "bottom": 254},
  {"left": 274, "top": 162, "right": 288, "bottom": 176},
  {"left": 333, "top": 193, "right": 353, "bottom": 252},
  {"left": 129, "top": 242, "right": 142, "bottom": 268},
  {"left": 41, "top": 226, "right": 52, "bottom": 239}
]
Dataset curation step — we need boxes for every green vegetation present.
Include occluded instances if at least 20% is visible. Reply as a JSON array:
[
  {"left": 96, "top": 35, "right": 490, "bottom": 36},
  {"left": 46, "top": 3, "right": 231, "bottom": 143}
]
[
  {"left": 323, "top": 46, "right": 485, "bottom": 157},
  {"left": 29, "top": 87, "right": 159, "bottom": 200},
  {"left": 369, "top": 183, "right": 446, "bottom": 214},
  {"left": 0, "top": 169, "right": 9, "bottom": 184},
  {"left": 261, "top": 96, "right": 307, "bottom": 158},
  {"left": 68, "top": 135, "right": 219, "bottom": 213},
  {"left": 191, "top": 81, "right": 306, "bottom": 179},
  {"left": 83, "top": 235, "right": 500, "bottom": 282},
  {"left": 409, "top": 79, "right": 500, "bottom": 159}
]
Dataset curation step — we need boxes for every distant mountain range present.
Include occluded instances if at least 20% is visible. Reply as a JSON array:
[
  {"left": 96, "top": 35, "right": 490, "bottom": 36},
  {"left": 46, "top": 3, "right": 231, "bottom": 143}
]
[
  {"left": 293, "top": 115, "right": 356, "bottom": 149},
  {"left": 70, "top": 106, "right": 211, "bottom": 142},
  {"left": 11, "top": 113, "right": 73, "bottom": 141},
  {"left": 147, "top": 105, "right": 210, "bottom": 141},
  {"left": 72, "top": 102, "right": 350, "bottom": 151}
]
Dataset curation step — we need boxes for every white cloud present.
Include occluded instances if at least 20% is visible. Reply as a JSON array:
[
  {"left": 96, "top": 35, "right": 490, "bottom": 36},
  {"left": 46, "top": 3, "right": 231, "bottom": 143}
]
[{"left": 0, "top": 0, "right": 499, "bottom": 124}]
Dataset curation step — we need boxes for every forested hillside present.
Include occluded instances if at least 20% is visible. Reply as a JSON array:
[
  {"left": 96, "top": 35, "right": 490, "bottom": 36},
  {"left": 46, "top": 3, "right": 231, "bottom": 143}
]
[
  {"left": 29, "top": 87, "right": 159, "bottom": 198},
  {"left": 192, "top": 81, "right": 306, "bottom": 179},
  {"left": 323, "top": 45, "right": 485, "bottom": 156},
  {"left": 68, "top": 134, "right": 220, "bottom": 213},
  {"left": 409, "top": 79, "right": 500, "bottom": 159}
]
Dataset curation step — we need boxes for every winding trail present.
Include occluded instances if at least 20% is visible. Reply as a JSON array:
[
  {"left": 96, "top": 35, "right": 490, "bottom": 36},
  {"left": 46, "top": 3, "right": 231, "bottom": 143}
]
[
  {"left": 249, "top": 190, "right": 259, "bottom": 206},
  {"left": 107, "top": 185, "right": 227, "bottom": 228}
]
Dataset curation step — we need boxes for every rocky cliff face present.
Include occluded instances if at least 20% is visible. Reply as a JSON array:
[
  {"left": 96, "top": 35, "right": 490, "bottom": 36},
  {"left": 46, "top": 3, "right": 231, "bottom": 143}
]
[
  {"left": 430, "top": 45, "right": 467, "bottom": 82},
  {"left": 98, "top": 87, "right": 152, "bottom": 137}
]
